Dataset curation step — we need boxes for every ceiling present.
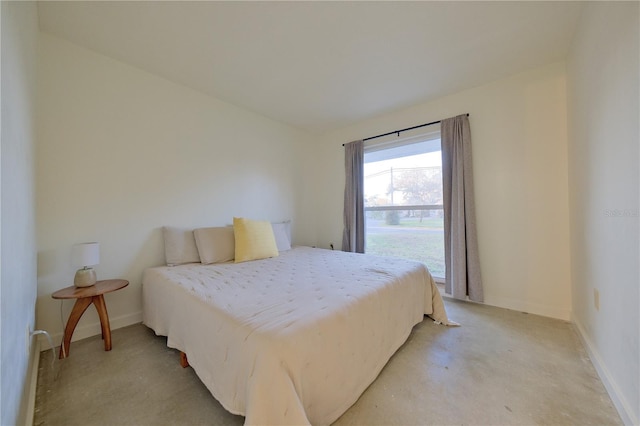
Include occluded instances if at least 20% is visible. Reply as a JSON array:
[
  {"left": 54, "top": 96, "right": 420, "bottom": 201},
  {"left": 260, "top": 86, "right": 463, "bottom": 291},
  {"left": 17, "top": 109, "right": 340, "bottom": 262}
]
[{"left": 37, "top": 1, "right": 583, "bottom": 133}]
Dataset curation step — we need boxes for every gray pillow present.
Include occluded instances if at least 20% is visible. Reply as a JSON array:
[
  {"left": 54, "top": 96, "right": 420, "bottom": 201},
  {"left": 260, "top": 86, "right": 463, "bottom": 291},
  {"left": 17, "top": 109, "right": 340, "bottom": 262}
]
[
  {"left": 194, "top": 226, "right": 235, "bottom": 264},
  {"left": 163, "top": 226, "right": 200, "bottom": 266}
]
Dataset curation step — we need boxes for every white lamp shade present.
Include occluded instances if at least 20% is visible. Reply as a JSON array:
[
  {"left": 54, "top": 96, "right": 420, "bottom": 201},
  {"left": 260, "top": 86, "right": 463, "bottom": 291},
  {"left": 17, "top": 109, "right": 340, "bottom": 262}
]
[{"left": 72, "top": 242, "right": 100, "bottom": 267}]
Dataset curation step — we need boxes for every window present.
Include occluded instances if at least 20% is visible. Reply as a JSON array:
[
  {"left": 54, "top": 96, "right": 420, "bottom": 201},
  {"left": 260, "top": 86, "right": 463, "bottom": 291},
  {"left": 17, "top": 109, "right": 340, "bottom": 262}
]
[{"left": 364, "top": 131, "right": 445, "bottom": 279}]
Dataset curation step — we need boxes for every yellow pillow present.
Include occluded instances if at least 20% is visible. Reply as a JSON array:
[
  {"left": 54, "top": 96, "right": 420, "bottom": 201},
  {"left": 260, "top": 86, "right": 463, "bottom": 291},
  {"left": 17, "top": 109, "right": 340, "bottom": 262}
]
[{"left": 233, "top": 217, "right": 279, "bottom": 263}]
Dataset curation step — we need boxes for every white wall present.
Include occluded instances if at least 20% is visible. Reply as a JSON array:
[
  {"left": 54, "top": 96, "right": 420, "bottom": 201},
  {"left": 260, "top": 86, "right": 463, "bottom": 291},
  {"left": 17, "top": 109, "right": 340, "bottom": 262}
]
[
  {"left": 567, "top": 3, "right": 639, "bottom": 424},
  {"left": 36, "top": 34, "right": 314, "bottom": 345},
  {"left": 1, "top": 2, "right": 39, "bottom": 425},
  {"left": 313, "top": 62, "right": 572, "bottom": 320}
]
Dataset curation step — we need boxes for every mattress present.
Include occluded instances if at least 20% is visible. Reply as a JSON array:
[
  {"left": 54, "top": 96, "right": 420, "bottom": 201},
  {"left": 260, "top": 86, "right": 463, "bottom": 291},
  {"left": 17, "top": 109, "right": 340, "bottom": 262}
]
[{"left": 142, "top": 246, "right": 452, "bottom": 425}]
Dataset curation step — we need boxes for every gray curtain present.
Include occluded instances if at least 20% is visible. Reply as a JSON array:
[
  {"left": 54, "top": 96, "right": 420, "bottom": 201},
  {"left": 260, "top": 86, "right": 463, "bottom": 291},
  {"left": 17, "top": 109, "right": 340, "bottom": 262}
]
[
  {"left": 441, "top": 115, "right": 483, "bottom": 301},
  {"left": 342, "top": 140, "right": 365, "bottom": 253}
]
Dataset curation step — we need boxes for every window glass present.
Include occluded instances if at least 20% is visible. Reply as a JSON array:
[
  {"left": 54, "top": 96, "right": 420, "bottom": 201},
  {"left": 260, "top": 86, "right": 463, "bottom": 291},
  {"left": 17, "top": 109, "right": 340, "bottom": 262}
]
[{"left": 364, "top": 135, "right": 445, "bottom": 278}]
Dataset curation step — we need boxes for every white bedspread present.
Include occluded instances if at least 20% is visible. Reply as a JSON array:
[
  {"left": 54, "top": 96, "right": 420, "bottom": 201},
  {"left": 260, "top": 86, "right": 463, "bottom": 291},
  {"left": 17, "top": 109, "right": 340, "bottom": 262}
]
[{"left": 143, "top": 246, "right": 453, "bottom": 425}]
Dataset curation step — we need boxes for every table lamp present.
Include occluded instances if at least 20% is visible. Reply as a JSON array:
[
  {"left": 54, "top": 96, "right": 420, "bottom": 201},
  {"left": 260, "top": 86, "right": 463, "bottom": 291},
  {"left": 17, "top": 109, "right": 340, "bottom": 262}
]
[{"left": 72, "top": 242, "right": 100, "bottom": 287}]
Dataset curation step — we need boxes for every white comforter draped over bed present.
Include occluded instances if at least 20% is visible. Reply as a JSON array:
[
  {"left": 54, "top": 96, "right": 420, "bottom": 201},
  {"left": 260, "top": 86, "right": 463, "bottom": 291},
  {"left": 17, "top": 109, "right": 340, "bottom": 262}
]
[{"left": 143, "top": 246, "right": 452, "bottom": 425}]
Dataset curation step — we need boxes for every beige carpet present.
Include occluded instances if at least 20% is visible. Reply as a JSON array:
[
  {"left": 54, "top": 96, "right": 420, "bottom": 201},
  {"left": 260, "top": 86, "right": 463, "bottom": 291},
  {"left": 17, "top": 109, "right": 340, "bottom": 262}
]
[{"left": 34, "top": 299, "right": 621, "bottom": 425}]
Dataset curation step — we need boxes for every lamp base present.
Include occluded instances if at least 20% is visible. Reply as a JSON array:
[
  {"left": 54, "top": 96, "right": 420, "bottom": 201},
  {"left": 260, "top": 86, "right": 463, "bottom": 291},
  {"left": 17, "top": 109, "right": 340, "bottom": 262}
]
[{"left": 74, "top": 268, "right": 97, "bottom": 287}]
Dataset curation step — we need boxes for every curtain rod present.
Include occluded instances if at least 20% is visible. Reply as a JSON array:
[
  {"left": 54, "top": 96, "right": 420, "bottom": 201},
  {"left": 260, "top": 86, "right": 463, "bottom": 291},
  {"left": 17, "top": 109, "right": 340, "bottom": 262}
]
[{"left": 342, "top": 113, "right": 469, "bottom": 146}]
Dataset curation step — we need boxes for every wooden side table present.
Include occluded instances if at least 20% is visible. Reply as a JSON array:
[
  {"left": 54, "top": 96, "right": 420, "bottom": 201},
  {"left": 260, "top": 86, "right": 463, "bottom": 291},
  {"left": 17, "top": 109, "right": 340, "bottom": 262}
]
[{"left": 52, "top": 279, "right": 128, "bottom": 359}]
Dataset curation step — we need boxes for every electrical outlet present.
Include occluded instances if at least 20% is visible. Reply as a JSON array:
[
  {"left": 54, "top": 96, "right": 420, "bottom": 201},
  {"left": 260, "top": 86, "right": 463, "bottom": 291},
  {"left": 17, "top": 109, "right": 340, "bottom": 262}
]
[{"left": 594, "top": 289, "right": 600, "bottom": 311}]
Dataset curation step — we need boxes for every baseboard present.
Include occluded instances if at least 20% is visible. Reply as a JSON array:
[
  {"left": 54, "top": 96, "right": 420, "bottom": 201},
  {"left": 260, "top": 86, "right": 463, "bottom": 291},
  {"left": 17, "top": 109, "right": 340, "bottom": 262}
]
[
  {"left": 482, "top": 295, "right": 571, "bottom": 321},
  {"left": 23, "top": 339, "right": 41, "bottom": 426},
  {"left": 37, "top": 311, "right": 143, "bottom": 350},
  {"left": 440, "top": 292, "right": 571, "bottom": 321},
  {"left": 572, "top": 317, "right": 638, "bottom": 426}
]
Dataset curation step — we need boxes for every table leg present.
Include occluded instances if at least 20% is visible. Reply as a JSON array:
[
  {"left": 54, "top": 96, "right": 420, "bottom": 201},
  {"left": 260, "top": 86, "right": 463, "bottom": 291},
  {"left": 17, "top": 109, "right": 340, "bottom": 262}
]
[
  {"left": 59, "top": 297, "right": 93, "bottom": 359},
  {"left": 180, "top": 351, "right": 189, "bottom": 368},
  {"left": 93, "top": 294, "right": 112, "bottom": 351}
]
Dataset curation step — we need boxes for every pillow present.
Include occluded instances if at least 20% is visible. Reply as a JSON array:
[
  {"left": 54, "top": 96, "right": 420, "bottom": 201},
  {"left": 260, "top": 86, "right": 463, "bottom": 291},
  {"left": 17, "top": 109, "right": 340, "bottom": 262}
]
[
  {"left": 271, "top": 221, "right": 292, "bottom": 251},
  {"left": 163, "top": 226, "right": 200, "bottom": 266},
  {"left": 233, "top": 217, "right": 279, "bottom": 263},
  {"left": 193, "top": 227, "right": 235, "bottom": 264}
]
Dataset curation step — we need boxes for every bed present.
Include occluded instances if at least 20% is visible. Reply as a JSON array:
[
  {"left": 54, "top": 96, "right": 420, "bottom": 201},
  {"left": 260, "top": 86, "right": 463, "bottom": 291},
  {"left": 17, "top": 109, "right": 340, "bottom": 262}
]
[{"left": 143, "top": 245, "right": 454, "bottom": 425}]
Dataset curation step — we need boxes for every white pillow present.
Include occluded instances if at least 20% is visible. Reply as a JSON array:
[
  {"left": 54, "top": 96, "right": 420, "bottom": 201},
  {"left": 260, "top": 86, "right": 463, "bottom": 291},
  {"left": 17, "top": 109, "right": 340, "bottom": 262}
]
[
  {"left": 193, "top": 227, "right": 235, "bottom": 264},
  {"left": 271, "top": 221, "right": 292, "bottom": 251},
  {"left": 163, "top": 226, "right": 200, "bottom": 266}
]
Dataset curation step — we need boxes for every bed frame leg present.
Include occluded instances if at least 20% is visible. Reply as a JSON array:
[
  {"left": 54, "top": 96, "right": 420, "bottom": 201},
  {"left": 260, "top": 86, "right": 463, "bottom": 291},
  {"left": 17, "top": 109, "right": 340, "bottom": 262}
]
[{"left": 180, "top": 351, "right": 189, "bottom": 368}]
